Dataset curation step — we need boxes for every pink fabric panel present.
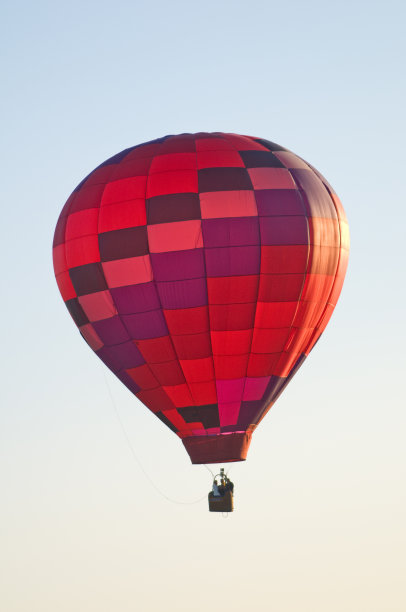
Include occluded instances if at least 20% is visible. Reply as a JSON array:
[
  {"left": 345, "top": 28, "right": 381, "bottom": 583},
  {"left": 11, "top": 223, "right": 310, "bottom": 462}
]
[
  {"left": 78, "top": 290, "right": 117, "bottom": 322},
  {"left": 218, "top": 402, "right": 241, "bottom": 427},
  {"left": 199, "top": 190, "right": 257, "bottom": 218},
  {"left": 102, "top": 255, "right": 152, "bottom": 288},
  {"left": 79, "top": 323, "right": 104, "bottom": 351},
  {"left": 148, "top": 220, "right": 203, "bottom": 252},
  {"left": 216, "top": 378, "right": 245, "bottom": 403},
  {"left": 248, "top": 168, "right": 296, "bottom": 190}
]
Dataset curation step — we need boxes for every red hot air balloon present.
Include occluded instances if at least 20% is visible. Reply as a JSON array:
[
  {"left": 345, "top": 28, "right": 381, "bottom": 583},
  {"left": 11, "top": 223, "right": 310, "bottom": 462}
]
[{"left": 53, "top": 133, "right": 349, "bottom": 465}]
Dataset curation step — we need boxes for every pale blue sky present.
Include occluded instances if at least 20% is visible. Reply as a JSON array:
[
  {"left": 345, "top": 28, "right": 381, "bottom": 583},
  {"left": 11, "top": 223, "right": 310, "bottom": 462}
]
[{"left": 1, "top": 1, "right": 405, "bottom": 611}]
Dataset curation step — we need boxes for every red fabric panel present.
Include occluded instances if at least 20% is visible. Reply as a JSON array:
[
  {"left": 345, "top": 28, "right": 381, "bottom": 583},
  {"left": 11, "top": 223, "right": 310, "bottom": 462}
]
[
  {"left": 258, "top": 273, "right": 304, "bottom": 302},
  {"left": 136, "top": 336, "right": 177, "bottom": 363},
  {"left": 207, "top": 276, "right": 259, "bottom": 304},
  {"left": 65, "top": 235, "right": 100, "bottom": 267},
  {"left": 136, "top": 388, "right": 175, "bottom": 412},
  {"left": 197, "top": 149, "right": 244, "bottom": 169},
  {"left": 65, "top": 208, "right": 99, "bottom": 240},
  {"left": 261, "top": 245, "right": 308, "bottom": 274},
  {"left": 53, "top": 244, "right": 67, "bottom": 276},
  {"left": 171, "top": 332, "right": 212, "bottom": 360},
  {"left": 163, "top": 306, "right": 209, "bottom": 335},
  {"left": 247, "top": 353, "right": 281, "bottom": 377},
  {"left": 254, "top": 301, "right": 298, "bottom": 328},
  {"left": 224, "top": 134, "right": 268, "bottom": 151},
  {"left": 294, "top": 301, "right": 326, "bottom": 327},
  {"left": 251, "top": 327, "right": 291, "bottom": 353},
  {"left": 102, "top": 176, "right": 147, "bottom": 205},
  {"left": 70, "top": 183, "right": 107, "bottom": 213},
  {"left": 149, "top": 153, "right": 196, "bottom": 173},
  {"left": 209, "top": 303, "right": 256, "bottom": 331},
  {"left": 211, "top": 329, "right": 253, "bottom": 355},
  {"left": 179, "top": 357, "right": 214, "bottom": 383},
  {"left": 55, "top": 271, "right": 77, "bottom": 301},
  {"left": 213, "top": 354, "right": 249, "bottom": 379},
  {"left": 147, "top": 170, "right": 198, "bottom": 198},
  {"left": 274, "top": 351, "right": 302, "bottom": 377},
  {"left": 149, "top": 360, "right": 186, "bottom": 386},
  {"left": 113, "top": 157, "right": 152, "bottom": 179},
  {"left": 195, "top": 137, "right": 235, "bottom": 151},
  {"left": 163, "top": 383, "right": 194, "bottom": 407},
  {"left": 99, "top": 199, "right": 146, "bottom": 231},
  {"left": 126, "top": 364, "right": 159, "bottom": 390},
  {"left": 189, "top": 381, "right": 217, "bottom": 405},
  {"left": 301, "top": 273, "right": 335, "bottom": 303}
]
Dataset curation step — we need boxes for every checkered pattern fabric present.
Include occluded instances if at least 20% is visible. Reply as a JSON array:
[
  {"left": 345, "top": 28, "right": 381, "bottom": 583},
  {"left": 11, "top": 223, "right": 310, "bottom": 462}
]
[{"left": 53, "top": 133, "right": 349, "bottom": 463}]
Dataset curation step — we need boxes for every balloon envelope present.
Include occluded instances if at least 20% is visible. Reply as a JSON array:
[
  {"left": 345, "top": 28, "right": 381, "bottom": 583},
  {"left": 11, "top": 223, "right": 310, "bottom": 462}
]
[{"left": 53, "top": 133, "right": 349, "bottom": 463}]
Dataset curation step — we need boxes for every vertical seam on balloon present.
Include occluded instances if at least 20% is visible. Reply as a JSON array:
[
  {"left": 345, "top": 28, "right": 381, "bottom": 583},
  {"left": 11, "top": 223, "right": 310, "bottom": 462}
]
[
  {"left": 194, "top": 133, "right": 219, "bottom": 435},
  {"left": 60, "top": 190, "right": 79, "bottom": 303},
  {"left": 95, "top": 150, "right": 151, "bottom": 385},
  {"left": 270, "top": 167, "right": 312, "bottom": 380},
  {"left": 64, "top": 160, "right": 121, "bottom": 319},
  {"left": 223, "top": 133, "right": 260, "bottom": 425},
  {"left": 302, "top": 179, "right": 345, "bottom": 355},
  {"left": 146, "top": 135, "right": 200, "bottom": 433}
]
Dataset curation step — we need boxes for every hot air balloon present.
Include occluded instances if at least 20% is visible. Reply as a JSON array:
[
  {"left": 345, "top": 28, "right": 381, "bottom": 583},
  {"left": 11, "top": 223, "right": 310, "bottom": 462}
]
[{"left": 53, "top": 133, "right": 349, "bottom": 510}]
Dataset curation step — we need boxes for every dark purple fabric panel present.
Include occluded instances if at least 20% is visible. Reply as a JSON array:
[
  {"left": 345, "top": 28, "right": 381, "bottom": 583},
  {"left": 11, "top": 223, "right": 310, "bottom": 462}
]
[
  {"left": 121, "top": 309, "right": 168, "bottom": 339},
  {"left": 53, "top": 214, "right": 68, "bottom": 246},
  {"left": 69, "top": 263, "right": 108, "bottom": 296},
  {"left": 260, "top": 216, "right": 308, "bottom": 245},
  {"left": 67, "top": 298, "right": 89, "bottom": 326},
  {"left": 205, "top": 246, "right": 260, "bottom": 277},
  {"left": 254, "top": 138, "right": 288, "bottom": 152},
  {"left": 179, "top": 405, "right": 220, "bottom": 428},
  {"left": 237, "top": 400, "right": 266, "bottom": 427},
  {"left": 97, "top": 341, "right": 145, "bottom": 372},
  {"left": 150, "top": 249, "right": 205, "bottom": 281},
  {"left": 263, "top": 375, "right": 288, "bottom": 404},
  {"left": 92, "top": 315, "right": 130, "bottom": 346},
  {"left": 116, "top": 370, "right": 142, "bottom": 395},
  {"left": 147, "top": 193, "right": 201, "bottom": 224},
  {"left": 155, "top": 411, "right": 178, "bottom": 433},
  {"left": 97, "top": 147, "right": 137, "bottom": 168},
  {"left": 198, "top": 167, "right": 253, "bottom": 192},
  {"left": 156, "top": 278, "right": 208, "bottom": 309},
  {"left": 110, "top": 282, "right": 161, "bottom": 314},
  {"left": 99, "top": 226, "right": 149, "bottom": 261},
  {"left": 202, "top": 217, "right": 260, "bottom": 247},
  {"left": 290, "top": 169, "right": 337, "bottom": 219},
  {"left": 239, "top": 150, "right": 285, "bottom": 168},
  {"left": 158, "top": 136, "right": 196, "bottom": 153},
  {"left": 255, "top": 189, "right": 305, "bottom": 216}
]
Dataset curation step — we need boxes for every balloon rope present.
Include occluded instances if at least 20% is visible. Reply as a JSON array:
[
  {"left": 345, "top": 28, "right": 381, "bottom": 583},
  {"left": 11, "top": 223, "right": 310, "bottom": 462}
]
[{"left": 102, "top": 371, "right": 207, "bottom": 505}]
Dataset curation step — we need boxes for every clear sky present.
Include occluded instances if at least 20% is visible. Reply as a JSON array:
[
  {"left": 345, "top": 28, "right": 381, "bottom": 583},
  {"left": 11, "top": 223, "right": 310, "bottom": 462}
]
[{"left": 1, "top": 1, "right": 405, "bottom": 611}]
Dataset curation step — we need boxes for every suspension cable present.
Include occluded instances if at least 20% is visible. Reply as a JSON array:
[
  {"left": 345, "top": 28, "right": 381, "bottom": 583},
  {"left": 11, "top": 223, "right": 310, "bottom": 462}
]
[{"left": 102, "top": 370, "right": 207, "bottom": 505}]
